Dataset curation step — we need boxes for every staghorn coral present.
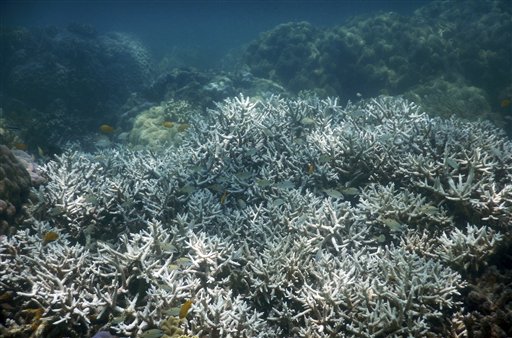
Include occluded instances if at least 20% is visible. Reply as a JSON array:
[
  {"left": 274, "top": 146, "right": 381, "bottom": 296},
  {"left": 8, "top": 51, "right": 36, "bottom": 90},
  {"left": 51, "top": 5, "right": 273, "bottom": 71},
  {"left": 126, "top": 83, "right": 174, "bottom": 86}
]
[
  {"left": 0, "top": 95, "right": 510, "bottom": 337},
  {"left": 437, "top": 224, "right": 503, "bottom": 272}
]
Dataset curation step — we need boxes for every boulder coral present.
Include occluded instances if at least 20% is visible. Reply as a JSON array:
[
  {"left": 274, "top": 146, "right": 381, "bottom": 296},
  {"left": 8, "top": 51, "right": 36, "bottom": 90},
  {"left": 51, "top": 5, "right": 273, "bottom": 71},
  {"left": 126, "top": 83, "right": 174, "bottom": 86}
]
[
  {"left": 0, "top": 145, "right": 31, "bottom": 233},
  {"left": 128, "top": 100, "right": 195, "bottom": 149},
  {"left": 242, "top": 0, "right": 511, "bottom": 126}
]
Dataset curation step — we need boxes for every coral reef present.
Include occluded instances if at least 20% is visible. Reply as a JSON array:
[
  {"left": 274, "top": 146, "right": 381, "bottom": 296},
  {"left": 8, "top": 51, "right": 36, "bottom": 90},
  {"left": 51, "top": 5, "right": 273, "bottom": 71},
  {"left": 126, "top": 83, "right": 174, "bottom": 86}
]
[
  {"left": 128, "top": 99, "right": 196, "bottom": 149},
  {"left": 243, "top": 0, "right": 511, "bottom": 126},
  {"left": 244, "top": 22, "right": 322, "bottom": 93},
  {"left": 0, "top": 145, "right": 32, "bottom": 234},
  {"left": 462, "top": 263, "right": 512, "bottom": 338},
  {"left": 144, "top": 67, "right": 288, "bottom": 112},
  {"left": 0, "top": 25, "right": 153, "bottom": 146},
  {"left": 404, "top": 78, "right": 495, "bottom": 122},
  {"left": 1, "top": 25, "right": 152, "bottom": 117},
  {"left": 10, "top": 149, "right": 46, "bottom": 188},
  {"left": 415, "top": 0, "right": 511, "bottom": 102},
  {"left": 0, "top": 95, "right": 510, "bottom": 337}
]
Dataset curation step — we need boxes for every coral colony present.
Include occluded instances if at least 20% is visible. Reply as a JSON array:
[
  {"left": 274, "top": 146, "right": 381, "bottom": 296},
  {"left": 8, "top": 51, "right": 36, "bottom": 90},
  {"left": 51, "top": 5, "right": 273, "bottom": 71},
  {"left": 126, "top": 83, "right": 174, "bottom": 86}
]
[{"left": 1, "top": 95, "right": 511, "bottom": 337}]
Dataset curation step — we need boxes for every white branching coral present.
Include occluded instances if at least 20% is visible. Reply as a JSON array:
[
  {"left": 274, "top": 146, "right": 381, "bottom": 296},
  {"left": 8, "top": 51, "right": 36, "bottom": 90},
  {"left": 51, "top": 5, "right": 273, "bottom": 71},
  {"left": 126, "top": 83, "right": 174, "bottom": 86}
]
[
  {"left": 358, "top": 182, "right": 453, "bottom": 235},
  {"left": 437, "top": 223, "right": 503, "bottom": 271},
  {"left": 0, "top": 224, "right": 114, "bottom": 336},
  {"left": 1, "top": 94, "right": 511, "bottom": 337}
]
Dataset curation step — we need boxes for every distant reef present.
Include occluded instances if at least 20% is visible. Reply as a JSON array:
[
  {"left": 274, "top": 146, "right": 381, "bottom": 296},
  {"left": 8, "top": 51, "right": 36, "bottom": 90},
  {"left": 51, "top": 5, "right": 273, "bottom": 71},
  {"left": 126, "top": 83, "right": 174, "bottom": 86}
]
[
  {"left": 0, "top": 24, "right": 153, "bottom": 149},
  {"left": 0, "top": 0, "right": 510, "bottom": 152},
  {"left": 1, "top": 24, "right": 152, "bottom": 117},
  {"left": 243, "top": 0, "right": 511, "bottom": 125}
]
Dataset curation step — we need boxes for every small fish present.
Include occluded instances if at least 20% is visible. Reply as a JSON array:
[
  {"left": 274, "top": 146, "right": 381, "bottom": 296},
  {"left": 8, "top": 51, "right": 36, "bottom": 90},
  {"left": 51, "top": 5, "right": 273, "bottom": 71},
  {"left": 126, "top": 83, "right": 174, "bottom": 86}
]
[
  {"left": 49, "top": 206, "right": 66, "bottom": 216},
  {"left": 207, "top": 184, "right": 223, "bottom": 193},
  {"left": 43, "top": 231, "right": 59, "bottom": 244},
  {"left": 237, "top": 198, "right": 247, "bottom": 208},
  {"left": 99, "top": 124, "right": 115, "bottom": 134},
  {"left": 174, "top": 257, "right": 192, "bottom": 267},
  {"left": 37, "top": 146, "right": 45, "bottom": 158},
  {"left": 294, "top": 137, "right": 306, "bottom": 145},
  {"left": 110, "top": 314, "right": 126, "bottom": 325},
  {"left": 274, "top": 180, "right": 295, "bottom": 189},
  {"left": 162, "top": 121, "right": 174, "bottom": 128},
  {"left": 256, "top": 179, "right": 272, "bottom": 187},
  {"left": 300, "top": 117, "right": 315, "bottom": 126},
  {"left": 13, "top": 143, "right": 28, "bottom": 151},
  {"left": 306, "top": 163, "right": 315, "bottom": 175},
  {"left": 235, "top": 172, "right": 252, "bottom": 180},
  {"left": 5, "top": 124, "right": 21, "bottom": 131},
  {"left": 341, "top": 187, "right": 359, "bottom": 196},
  {"left": 272, "top": 198, "right": 286, "bottom": 207},
  {"left": 179, "top": 185, "right": 196, "bottom": 194},
  {"left": 375, "top": 234, "right": 386, "bottom": 243},
  {"left": 419, "top": 205, "right": 439, "bottom": 215},
  {"left": 500, "top": 98, "right": 510, "bottom": 108},
  {"left": 177, "top": 123, "right": 190, "bottom": 132},
  {"left": 164, "top": 306, "right": 181, "bottom": 318},
  {"left": 167, "top": 264, "right": 181, "bottom": 271},
  {"left": 318, "top": 154, "right": 331, "bottom": 164},
  {"left": 21, "top": 307, "right": 44, "bottom": 319},
  {"left": 0, "top": 302, "right": 15, "bottom": 310},
  {"left": 179, "top": 299, "right": 193, "bottom": 319},
  {"left": 381, "top": 218, "right": 403, "bottom": 232},
  {"left": 351, "top": 109, "right": 366, "bottom": 118},
  {"left": 159, "top": 242, "right": 178, "bottom": 253},
  {"left": 322, "top": 189, "right": 343, "bottom": 199},
  {"left": 220, "top": 191, "right": 228, "bottom": 204},
  {"left": 84, "top": 194, "right": 99, "bottom": 205},
  {"left": 491, "top": 147, "right": 503, "bottom": 158},
  {"left": 0, "top": 292, "right": 13, "bottom": 302},
  {"left": 246, "top": 148, "right": 257, "bottom": 156},
  {"left": 445, "top": 157, "right": 459, "bottom": 170},
  {"left": 139, "top": 329, "right": 164, "bottom": 338}
]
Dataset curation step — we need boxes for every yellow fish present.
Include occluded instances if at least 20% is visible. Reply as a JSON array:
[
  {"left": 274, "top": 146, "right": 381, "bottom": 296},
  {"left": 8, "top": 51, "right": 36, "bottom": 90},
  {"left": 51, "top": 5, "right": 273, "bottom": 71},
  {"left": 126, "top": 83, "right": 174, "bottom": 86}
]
[
  {"left": 43, "top": 231, "right": 59, "bottom": 244},
  {"left": 13, "top": 143, "right": 28, "bottom": 151},
  {"left": 306, "top": 163, "right": 315, "bottom": 175},
  {"left": 179, "top": 299, "right": 193, "bottom": 319},
  {"left": 99, "top": 124, "right": 115, "bottom": 134},
  {"left": 162, "top": 121, "right": 174, "bottom": 128},
  {"left": 500, "top": 98, "right": 511, "bottom": 108},
  {"left": 220, "top": 191, "right": 228, "bottom": 205},
  {"left": 177, "top": 123, "right": 190, "bottom": 132}
]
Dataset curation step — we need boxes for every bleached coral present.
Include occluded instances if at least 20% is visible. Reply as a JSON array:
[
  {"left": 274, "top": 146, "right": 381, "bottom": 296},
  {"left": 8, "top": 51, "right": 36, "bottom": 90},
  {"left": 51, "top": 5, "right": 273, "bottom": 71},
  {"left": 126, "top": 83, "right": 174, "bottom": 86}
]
[
  {"left": 1, "top": 94, "right": 511, "bottom": 337},
  {"left": 0, "top": 224, "right": 113, "bottom": 336},
  {"left": 437, "top": 223, "right": 503, "bottom": 271},
  {"left": 358, "top": 182, "right": 453, "bottom": 236}
]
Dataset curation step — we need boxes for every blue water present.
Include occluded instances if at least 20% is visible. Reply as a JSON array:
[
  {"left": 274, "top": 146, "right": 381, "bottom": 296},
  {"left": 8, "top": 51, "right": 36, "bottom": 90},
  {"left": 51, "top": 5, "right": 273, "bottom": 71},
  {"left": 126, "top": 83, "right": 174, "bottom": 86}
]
[{"left": 1, "top": 0, "right": 430, "bottom": 68}]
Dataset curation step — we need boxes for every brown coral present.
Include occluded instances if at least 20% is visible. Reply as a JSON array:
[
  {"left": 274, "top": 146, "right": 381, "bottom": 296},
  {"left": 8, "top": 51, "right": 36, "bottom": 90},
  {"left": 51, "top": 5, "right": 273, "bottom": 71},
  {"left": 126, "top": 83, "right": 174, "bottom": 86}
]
[{"left": 0, "top": 145, "right": 32, "bottom": 233}]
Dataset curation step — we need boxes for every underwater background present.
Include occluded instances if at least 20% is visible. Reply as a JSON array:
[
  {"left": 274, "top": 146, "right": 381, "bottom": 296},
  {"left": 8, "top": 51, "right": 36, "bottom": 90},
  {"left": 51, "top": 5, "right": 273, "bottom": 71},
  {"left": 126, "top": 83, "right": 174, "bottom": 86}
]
[
  {"left": 1, "top": 1, "right": 512, "bottom": 337},
  {"left": 2, "top": 1, "right": 429, "bottom": 69}
]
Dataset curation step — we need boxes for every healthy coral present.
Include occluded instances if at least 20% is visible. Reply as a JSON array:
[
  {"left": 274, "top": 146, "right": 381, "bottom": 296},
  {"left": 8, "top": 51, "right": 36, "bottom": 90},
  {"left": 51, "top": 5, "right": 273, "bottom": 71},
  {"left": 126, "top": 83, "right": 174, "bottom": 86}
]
[
  {"left": 0, "top": 145, "right": 32, "bottom": 234},
  {"left": 128, "top": 99, "right": 196, "bottom": 149}
]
